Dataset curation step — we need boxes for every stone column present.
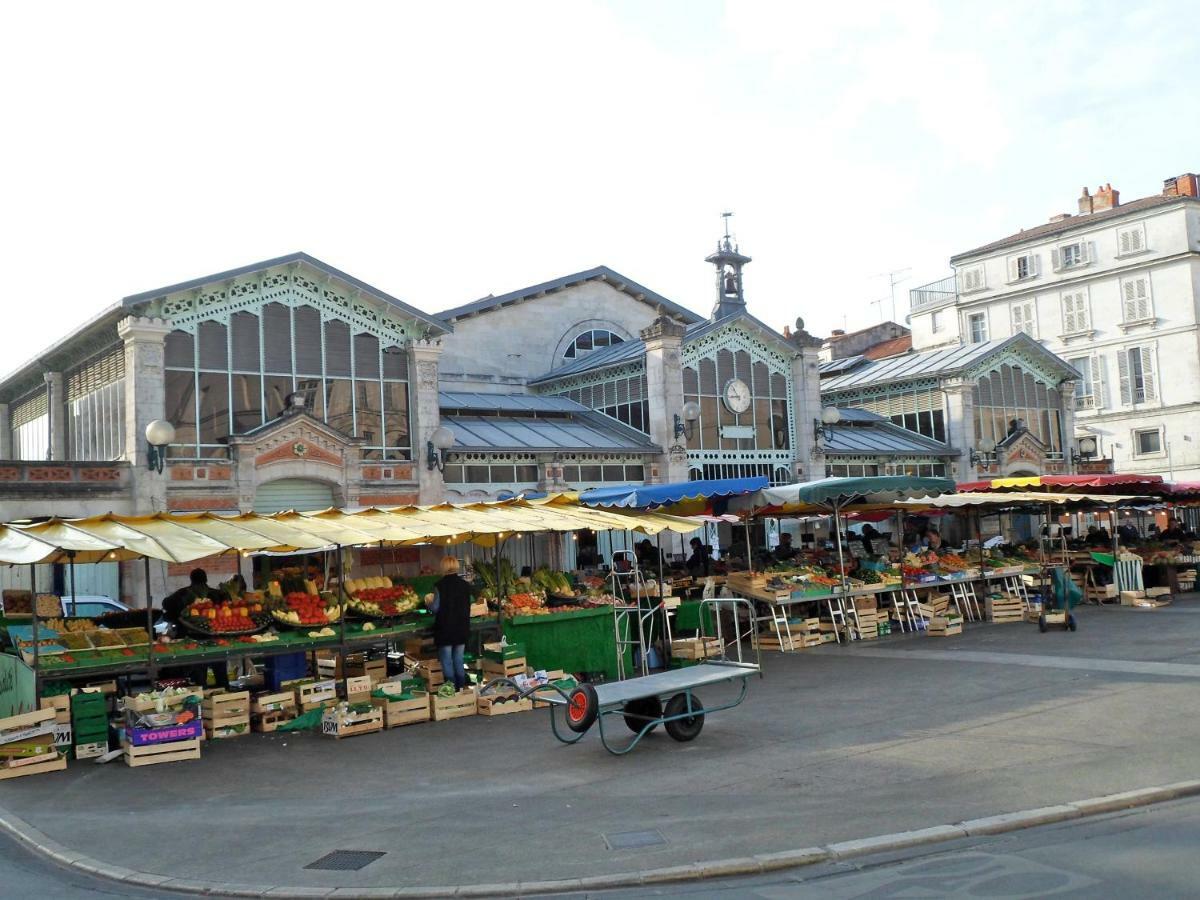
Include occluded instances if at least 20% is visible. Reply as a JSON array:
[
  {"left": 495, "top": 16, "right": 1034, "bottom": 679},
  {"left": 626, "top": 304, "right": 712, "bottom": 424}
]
[
  {"left": 44, "top": 372, "right": 66, "bottom": 460},
  {"left": 0, "top": 403, "right": 10, "bottom": 459},
  {"left": 408, "top": 338, "right": 445, "bottom": 504},
  {"left": 942, "top": 380, "right": 976, "bottom": 481},
  {"left": 789, "top": 329, "right": 824, "bottom": 482},
  {"left": 118, "top": 317, "right": 172, "bottom": 607},
  {"left": 1059, "top": 381, "right": 1077, "bottom": 473},
  {"left": 640, "top": 314, "right": 689, "bottom": 484}
]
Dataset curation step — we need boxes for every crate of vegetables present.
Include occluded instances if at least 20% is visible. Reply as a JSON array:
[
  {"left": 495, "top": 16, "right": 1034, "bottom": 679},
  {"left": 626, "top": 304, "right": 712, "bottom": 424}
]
[{"left": 371, "top": 688, "right": 430, "bottom": 728}]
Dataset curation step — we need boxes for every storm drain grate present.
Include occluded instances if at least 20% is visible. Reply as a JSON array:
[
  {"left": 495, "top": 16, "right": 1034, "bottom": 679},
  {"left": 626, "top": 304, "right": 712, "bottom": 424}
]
[
  {"left": 304, "top": 850, "right": 386, "bottom": 871},
  {"left": 604, "top": 829, "right": 667, "bottom": 851}
]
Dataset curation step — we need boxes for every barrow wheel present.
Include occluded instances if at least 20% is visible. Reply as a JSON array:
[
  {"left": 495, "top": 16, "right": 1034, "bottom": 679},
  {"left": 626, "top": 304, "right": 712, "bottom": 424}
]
[
  {"left": 664, "top": 693, "right": 705, "bottom": 742},
  {"left": 623, "top": 696, "right": 663, "bottom": 734},
  {"left": 565, "top": 684, "right": 599, "bottom": 734},
  {"left": 1067, "top": 613, "right": 1078, "bottom": 632},
  {"left": 1038, "top": 614, "right": 1048, "bottom": 633}
]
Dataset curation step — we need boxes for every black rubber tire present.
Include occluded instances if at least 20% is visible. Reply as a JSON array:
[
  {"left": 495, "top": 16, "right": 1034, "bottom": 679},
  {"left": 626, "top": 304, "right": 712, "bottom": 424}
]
[
  {"left": 623, "top": 696, "right": 663, "bottom": 734},
  {"left": 1038, "top": 614, "right": 1048, "bottom": 633},
  {"left": 663, "top": 693, "right": 705, "bottom": 742},
  {"left": 1067, "top": 613, "right": 1078, "bottom": 632},
  {"left": 565, "top": 684, "right": 598, "bottom": 734}
]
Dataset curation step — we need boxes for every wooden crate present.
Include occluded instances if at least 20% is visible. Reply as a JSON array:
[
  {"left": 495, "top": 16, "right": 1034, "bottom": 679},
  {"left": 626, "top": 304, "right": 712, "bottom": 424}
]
[
  {"left": 0, "top": 708, "right": 57, "bottom": 746},
  {"left": 203, "top": 690, "right": 251, "bottom": 739},
  {"left": 928, "top": 615, "right": 963, "bottom": 637},
  {"left": 122, "top": 687, "right": 204, "bottom": 714},
  {"left": 371, "top": 693, "right": 430, "bottom": 728},
  {"left": 252, "top": 710, "right": 295, "bottom": 733},
  {"left": 344, "top": 657, "right": 387, "bottom": 684},
  {"left": 251, "top": 691, "right": 297, "bottom": 732},
  {"left": 321, "top": 705, "right": 384, "bottom": 738},
  {"left": 481, "top": 656, "right": 526, "bottom": 679},
  {"left": 984, "top": 596, "right": 1024, "bottom": 623},
  {"left": 476, "top": 691, "right": 533, "bottom": 716},
  {"left": 0, "top": 752, "right": 67, "bottom": 780},
  {"left": 40, "top": 694, "right": 71, "bottom": 724},
  {"left": 74, "top": 740, "right": 108, "bottom": 759},
  {"left": 343, "top": 676, "right": 373, "bottom": 702},
  {"left": 124, "top": 738, "right": 201, "bottom": 767},
  {"left": 430, "top": 689, "right": 477, "bottom": 722},
  {"left": 295, "top": 679, "right": 337, "bottom": 711},
  {"left": 414, "top": 660, "right": 445, "bottom": 688},
  {"left": 404, "top": 637, "right": 438, "bottom": 660},
  {"left": 670, "top": 638, "right": 723, "bottom": 660}
]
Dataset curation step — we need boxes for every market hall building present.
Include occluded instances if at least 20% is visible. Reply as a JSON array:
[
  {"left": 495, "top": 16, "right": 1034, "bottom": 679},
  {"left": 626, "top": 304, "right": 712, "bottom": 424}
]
[{"left": 0, "top": 237, "right": 828, "bottom": 603}]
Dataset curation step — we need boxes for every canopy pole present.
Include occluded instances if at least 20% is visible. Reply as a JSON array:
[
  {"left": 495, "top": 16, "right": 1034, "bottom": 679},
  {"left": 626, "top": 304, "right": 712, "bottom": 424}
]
[
  {"left": 30, "top": 562, "right": 40, "bottom": 698},
  {"left": 495, "top": 536, "right": 506, "bottom": 633},
  {"left": 144, "top": 556, "right": 156, "bottom": 684},
  {"left": 974, "top": 507, "right": 984, "bottom": 574},
  {"left": 744, "top": 519, "right": 753, "bottom": 573},
  {"left": 68, "top": 550, "right": 77, "bottom": 617},
  {"left": 335, "top": 543, "right": 346, "bottom": 653},
  {"left": 895, "top": 509, "right": 905, "bottom": 593},
  {"left": 833, "top": 502, "right": 849, "bottom": 596},
  {"left": 378, "top": 541, "right": 386, "bottom": 579}
]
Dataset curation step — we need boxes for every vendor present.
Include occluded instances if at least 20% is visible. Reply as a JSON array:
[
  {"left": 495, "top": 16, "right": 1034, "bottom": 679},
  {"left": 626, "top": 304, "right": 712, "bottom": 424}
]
[
  {"left": 859, "top": 523, "right": 881, "bottom": 557},
  {"left": 926, "top": 528, "right": 943, "bottom": 551},
  {"left": 686, "top": 537, "right": 710, "bottom": 577},
  {"left": 162, "top": 568, "right": 218, "bottom": 625},
  {"left": 429, "top": 556, "right": 472, "bottom": 692},
  {"left": 635, "top": 538, "right": 665, "bottom": 571},
  {"left": 773, "top": 532, "right": 798, "bottom": 562}
]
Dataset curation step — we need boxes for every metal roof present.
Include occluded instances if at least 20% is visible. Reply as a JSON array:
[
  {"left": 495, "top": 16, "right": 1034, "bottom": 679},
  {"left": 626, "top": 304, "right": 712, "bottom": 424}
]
[
  {"left": 443, "top": 410, "right": 659, "bottom": 454},
  {"left": 435, "top": 266, "right": 703, "bottom": 325},
  {"left": 820, "top": 333, "right": 1076, "bottom": 393},
  {"left": 818, "top": 355, "right": 868, "bottom": 376},
  {"left": 121, "top": 252, "right": 451, "bottom": 335},
  {"left": 823, "top": 418, "right": 957, "bottom": 457},
  {"left": 438, "top": 391, "right": 584, "bottom": 413}
]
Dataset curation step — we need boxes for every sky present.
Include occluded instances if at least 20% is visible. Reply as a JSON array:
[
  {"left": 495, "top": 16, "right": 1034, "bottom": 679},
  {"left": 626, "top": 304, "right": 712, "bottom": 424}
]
[{"left": 2, "top": 0, "right": 1198, "bottom": 366}]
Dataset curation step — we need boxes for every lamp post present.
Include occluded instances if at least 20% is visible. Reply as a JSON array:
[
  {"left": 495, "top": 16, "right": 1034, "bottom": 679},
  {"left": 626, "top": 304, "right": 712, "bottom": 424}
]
[
  {"left": 813, "top": 406, "right": 841, "bottom": 445},
  {"left": 673, "top": 401, "right": 701, "bottom": 442},
  {"left": 145, "top": 420, "right": 175, "bottom": 474},
  {"left": 426, "top": 425, "right": 455, "bottom": 473},
  {"left": 1070, "top": 436, "right": 1098, "bottom": 470},
  {"left": 969, "top": 437, "right": 997, "bottom": 471}
]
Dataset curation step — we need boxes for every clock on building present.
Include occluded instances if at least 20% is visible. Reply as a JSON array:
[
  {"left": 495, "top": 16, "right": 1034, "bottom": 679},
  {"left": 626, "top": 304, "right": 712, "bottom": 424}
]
[{"left": 722, "top": 378, "right": 751, "bottom": 413}]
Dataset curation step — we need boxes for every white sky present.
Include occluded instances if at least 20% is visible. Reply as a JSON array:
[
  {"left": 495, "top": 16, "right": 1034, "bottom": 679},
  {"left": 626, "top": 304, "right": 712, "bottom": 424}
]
[{"left": 2, "top": 0, "right": 1198, "bottom": 364}]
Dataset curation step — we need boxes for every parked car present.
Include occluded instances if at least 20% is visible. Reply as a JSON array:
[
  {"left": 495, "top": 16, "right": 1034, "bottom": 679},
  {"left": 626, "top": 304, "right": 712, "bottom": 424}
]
[{"left": 60, "top": 595, "right": 130, "bottom": 617}]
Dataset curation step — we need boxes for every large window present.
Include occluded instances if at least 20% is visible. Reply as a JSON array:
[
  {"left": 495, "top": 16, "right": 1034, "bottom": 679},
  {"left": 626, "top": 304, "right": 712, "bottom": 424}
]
[
  {"left": 10, "top": 389, "right": 49, "bottom": 460},
  {"left": 836, "top": 386, "right": 947, "bottom": 443},
  {"left": 972, "top": 364, "right": 1063, "bottom": 454},
  {"left": 682, "top": 351, "right": 790, "bottom": 452},
  {"left": 968, "top": 312, "right": 988, "bottom": 344},
  {"left": 555, "top": 373, "right": 648, "bottom": 434},
  {"left": 65, "top": 347, "right": 126, "bottom": 461},
  {"left": 164, "top": 305, "right": 411, "bottom": 460},
  {"left": 563, "top": 329, "right": 624, "bottom": 361},
  {"left": 1118, "top": 346, "right": 1157, "bottom": 405}
]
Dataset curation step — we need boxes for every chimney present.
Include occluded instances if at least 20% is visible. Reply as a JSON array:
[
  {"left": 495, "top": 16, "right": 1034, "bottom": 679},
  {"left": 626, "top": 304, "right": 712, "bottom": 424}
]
[
  {"left": 1077, "top": 186, "right": 1092, "bottom": 214},
  {"left": 1164, "top": 173, "right": 1199, "bottom": 197},
  {"left": 830, "top": 329, "right": 845, "bottom": 337},
  {"left": 1049, "top": 212, "right": 1073, "bottom": 223},
  {"left": 1092, "top": 183, "right": 1120, "bottom": 212}
]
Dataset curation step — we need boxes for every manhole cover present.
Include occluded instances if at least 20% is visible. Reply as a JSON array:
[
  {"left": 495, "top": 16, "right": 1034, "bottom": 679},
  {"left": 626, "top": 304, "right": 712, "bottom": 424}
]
[
  {"left": 304, "top": 850, "right": 386, "bottom": 871},
  {"left": 604, "top": 829, "right": 667, "bottom": 850}
]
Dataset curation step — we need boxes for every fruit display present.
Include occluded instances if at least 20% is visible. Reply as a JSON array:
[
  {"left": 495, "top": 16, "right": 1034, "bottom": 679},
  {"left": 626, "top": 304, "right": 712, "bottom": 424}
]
[
  {"left": 42, "top": 617, "right": 96, "bottom": 633},
  {"left": 271, "top": 592, "right": 343, "bottom": 628},
  {"left": 348, "top": 583, "right": 420, "bottom": 618},
  {"left": 180, "top": 597, "right": 271, "bottom": 636},
  {"left": 503, "top": 591, "right": 549, "bottom": 617}
]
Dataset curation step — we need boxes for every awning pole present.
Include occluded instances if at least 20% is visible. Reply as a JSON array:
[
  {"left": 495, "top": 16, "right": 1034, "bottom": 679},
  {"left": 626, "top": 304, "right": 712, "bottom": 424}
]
[
  {"left": 335, "top": 543, "right": 346, "bottom": 652},
  {"left": 30, "top": 562, "right": 40, "bottom": 698},
  {"left": 68, "top": 550, "right": 77, "bottom": 616},
  {"left": 378, "top": 541, "right": 385, "bottom": 579},
  {"left": 145, "top": 556, "right": 156, "bottom": 684},
  {"left": 744, "top": 519, "right": 753, "bottom": 573}
]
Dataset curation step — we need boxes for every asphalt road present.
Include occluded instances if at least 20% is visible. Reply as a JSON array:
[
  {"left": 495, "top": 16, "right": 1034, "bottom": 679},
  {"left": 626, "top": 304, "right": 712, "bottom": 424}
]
[{"left": 1, "top": 599, "right": 1198, "bottom": 893}]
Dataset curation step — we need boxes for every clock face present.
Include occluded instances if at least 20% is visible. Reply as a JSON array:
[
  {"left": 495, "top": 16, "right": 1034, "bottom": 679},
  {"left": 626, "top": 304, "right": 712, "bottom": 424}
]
[{"left": 723, "top": 378, "right": 751, "bottom": 413}]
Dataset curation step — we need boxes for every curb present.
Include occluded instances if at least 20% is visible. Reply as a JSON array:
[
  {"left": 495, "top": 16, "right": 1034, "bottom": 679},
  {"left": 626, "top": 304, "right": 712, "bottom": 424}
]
[{"left": 4, "top": 779, "right": 1200, "bottom": 897}]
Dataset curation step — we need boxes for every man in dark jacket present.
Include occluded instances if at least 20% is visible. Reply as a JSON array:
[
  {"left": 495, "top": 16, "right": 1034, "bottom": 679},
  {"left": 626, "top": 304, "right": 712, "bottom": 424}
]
[
  {"left": 429, "top": 556, "right": 473, "bottom": 691},
  {"left": 162, "top": 568, "right": 218, "bottom": 625}
]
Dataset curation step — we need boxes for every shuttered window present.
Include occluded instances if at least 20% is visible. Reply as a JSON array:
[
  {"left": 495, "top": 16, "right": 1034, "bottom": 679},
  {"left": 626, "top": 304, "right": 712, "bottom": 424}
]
[
  {"left": 1061, "top": 291, "right": 1090, "bottom": 334},
  {"left": 65, "top": 346, "right": 127, "bottom": 461},
  {"left": 1121, "top": 278, "right": 1152, "bottom": 322},
  {"left": 1010, "top": 301, "right": 1036, "bottom": 337},
  {"left": 1117, "top": 346, "right": 1157, "bottom": 404}
]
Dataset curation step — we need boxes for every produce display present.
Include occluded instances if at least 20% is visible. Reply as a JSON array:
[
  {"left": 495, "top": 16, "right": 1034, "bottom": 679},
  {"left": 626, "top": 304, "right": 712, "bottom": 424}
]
[
  {"left": 181, "top": 596, "right": 270, "bottom": 636},
  {"left": 531, "top": 569, "right": 576, "bottom": 598},
  {"left": 271, "top": 592, "right": 343, "bottom": 628},
  {"left": 348, "top": 583, "right": 420, "bottom": 618}
]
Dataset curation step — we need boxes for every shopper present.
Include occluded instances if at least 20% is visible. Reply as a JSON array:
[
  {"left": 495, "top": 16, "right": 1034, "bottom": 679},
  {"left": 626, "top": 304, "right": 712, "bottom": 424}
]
[
  {"left": 429, "top": 556, "right": 472, "bottom": 692},
  {"left": 686, "top": 537, "right": 710, "bottom": 577}
]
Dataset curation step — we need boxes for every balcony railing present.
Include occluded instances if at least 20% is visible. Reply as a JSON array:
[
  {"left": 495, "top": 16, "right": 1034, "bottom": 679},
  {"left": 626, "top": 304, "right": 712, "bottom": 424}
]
[
  {"left": 1074, "top": 395, "right": 1096, "bottom": 411},
  {"left": 909, "top": 275, "right": 958, "bottom": 312}
]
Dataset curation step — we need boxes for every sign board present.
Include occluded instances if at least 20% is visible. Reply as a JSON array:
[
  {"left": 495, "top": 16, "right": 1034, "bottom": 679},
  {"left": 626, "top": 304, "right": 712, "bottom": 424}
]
[
  {"left": 720, "top": 425, "right": 754, "bottom": 440},
  {"left": 0, "top": 653, "right": 37, "bottom": 720}
]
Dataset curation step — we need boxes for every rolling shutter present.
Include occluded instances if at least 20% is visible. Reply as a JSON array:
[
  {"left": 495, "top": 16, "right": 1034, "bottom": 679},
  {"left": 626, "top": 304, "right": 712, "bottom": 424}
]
[{"left": 252, "top": 478, "right": 335, "bottom": 514}]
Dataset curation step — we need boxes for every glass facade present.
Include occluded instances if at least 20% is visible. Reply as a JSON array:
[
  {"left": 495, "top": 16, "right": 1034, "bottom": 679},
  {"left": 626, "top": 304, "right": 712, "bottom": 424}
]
[
  {"left": 65, "top": 346, "right": 126, "bottom": 461},
  {"left": 682, "top": 350, "right": 790, "bottom": 452},
  {"left": 973, "top": 364, "right": 1062, "bottom": 453},
  {"left": 11, "top": 389, "right": 49, "bottom": 461},
  {"left": 563, "top": 329, "right": 624, "bottom": 361},
  {"left": 836, "top": 386, "right": 947, "bottom": 443},
  {"left": 554, "top": 373, "right": 649, "bottom": 434},
  {"left": 164, "top": 303, "right": 410, "bottom": 460}
]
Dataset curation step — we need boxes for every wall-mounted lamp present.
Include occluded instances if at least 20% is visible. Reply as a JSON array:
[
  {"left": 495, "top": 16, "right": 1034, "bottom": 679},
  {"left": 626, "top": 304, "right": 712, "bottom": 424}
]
[
  {"left": 674, "top": 401, "right": 701, "bottom": 440},
  {"left": 813, "top": 406, "right": 841, "bottom": 445},
  {"left": 145, "top": 420, "right": 176, "bottom": 474},
  {"left": 969, "top": 437, "right": 998, "bottom": 469},
  {"left": 1070, "top": 436, "right": 1098, "bottom": 466},
  {"left": 426, "top": 425, "right": 455, "bottom": 473}
]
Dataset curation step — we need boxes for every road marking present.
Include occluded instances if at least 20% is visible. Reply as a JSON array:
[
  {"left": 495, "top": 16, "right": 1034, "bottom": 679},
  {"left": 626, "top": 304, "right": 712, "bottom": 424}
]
[{"left": 849, "top": 648, "right": 1200, "bottom": 678}]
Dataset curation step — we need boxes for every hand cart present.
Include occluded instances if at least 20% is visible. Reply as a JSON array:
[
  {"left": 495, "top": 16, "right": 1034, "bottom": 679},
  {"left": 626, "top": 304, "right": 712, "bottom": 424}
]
[
  {"left": 481, "top": 598, "right": 761, "bottom": 755},
  {"left": 1040, "top": 566, "right": 1081, "bottom": 632}
]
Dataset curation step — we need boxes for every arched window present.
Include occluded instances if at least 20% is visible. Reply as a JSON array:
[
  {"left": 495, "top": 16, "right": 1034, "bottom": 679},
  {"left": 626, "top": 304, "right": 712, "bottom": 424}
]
[{"left": 563, "top": 329, "right": 624, "bottom": 361}]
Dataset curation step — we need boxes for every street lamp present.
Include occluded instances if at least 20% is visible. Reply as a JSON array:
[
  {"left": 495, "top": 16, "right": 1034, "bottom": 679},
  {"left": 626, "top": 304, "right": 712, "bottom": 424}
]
[
  {"left": 673, "top": 401, "right": 701, "bottom": 440},
  {"left": 1070, "top": 436, "right": 1098, "bottom": 467},
  {"left": 145, "top": 420, "right": 175, "bottom": 474},
  {"left": 426, "top": 425, "right": 455, "bottom": 472},
  {"left": 813, "top": 406, "right": 841, "bottom": 444},
  {"left": 969, "top": 437, "right": 998, "bottom": 469}
]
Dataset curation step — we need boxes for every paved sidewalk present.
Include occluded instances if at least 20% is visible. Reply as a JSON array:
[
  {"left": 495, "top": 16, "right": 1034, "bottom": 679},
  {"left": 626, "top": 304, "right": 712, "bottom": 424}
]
[{"left": 2, "top": 600, "right": 1198, "bottom": 894}]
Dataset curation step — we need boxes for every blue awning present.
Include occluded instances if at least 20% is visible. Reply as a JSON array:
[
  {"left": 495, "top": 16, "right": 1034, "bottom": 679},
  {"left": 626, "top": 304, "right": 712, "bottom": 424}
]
[{"left": 580, "top": 476, "right": 769, "bottom": 510}]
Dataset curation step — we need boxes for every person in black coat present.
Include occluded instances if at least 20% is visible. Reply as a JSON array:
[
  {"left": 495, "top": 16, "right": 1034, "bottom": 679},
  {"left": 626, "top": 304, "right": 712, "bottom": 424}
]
[
  {"left": 685, "top": 537, "right": 710, "bottom": 577},
  {"left": 429, "top": 556, "right": 473, "bottom": 691}
]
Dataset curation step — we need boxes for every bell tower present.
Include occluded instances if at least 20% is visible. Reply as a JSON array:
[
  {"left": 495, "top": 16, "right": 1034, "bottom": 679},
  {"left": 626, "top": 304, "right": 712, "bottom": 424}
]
[{"left": 706, "top": 211, "right": 752, "bottom": 320}]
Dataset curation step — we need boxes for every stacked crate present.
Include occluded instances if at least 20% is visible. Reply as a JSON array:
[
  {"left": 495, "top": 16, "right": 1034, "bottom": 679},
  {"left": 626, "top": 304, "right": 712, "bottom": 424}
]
[
  {"left": 404, "top": 637, "right": 445, "bottom": 688},
  {"left": 321, "top": 703, "right": 384, "bottom": 738},
  {"left": 851, "top": 596, "right": 882, "bottom": 640},
  {"left": 928, "top": 613, "right": 963, "bottom": 637},
  {"left": 984, "top": 591, "right": 1024, "bottom": 623},
  {"left": 290, "top": 678, "right": 338, "bottom": 713},
  {"left": 203, "top": 690, "right": 251, "bottom": 739},
  {"left": 0, "top": 708, "right": 67, "bottom": 780},
  {"left": 39, "top": 694, "right": 72, "bottom": 755},
  {"left": 251, "top": 691, "right": 298, "bottom": 733},
  {"left": 430, "top": 688, "right": 477, "bottom": 722},
  {"left": 70, "top": 691, "right": 109, "bottom": 758},
  {"left": 481, "top": 642, "right": 526, "bottom": 681},
  {"left": 371, "top": 681, "right": 430, "bottom": 728}
]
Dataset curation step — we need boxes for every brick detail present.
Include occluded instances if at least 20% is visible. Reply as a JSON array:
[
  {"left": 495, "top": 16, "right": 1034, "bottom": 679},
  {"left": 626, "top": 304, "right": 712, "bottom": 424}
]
[
  {"left": 208, "top": 467, "right": 233, "bottom": 481},
  {"left": 0, "top": 467, "right": 20, "bottom": 481},
  {"left": 357, "top": 493, "right": 419, "bottom": 507},
  {"left": 256, "top": 440, "right": 342, "bottom": 468},
  {"left": 27, "top": 467, "right": 72, "bottom": 482},
  {"left": 167, "top": 496, "right": 240, "bottom": 511},
  {"left": 362, "top": 467, "right": 382, "bottom": 480},
  {"left": 167, "top": 554, "right": 239, "bottom": 579},
  {"left": 392, "top": 464, "right": 414, "bottom": 482},
  {"left": 170, "top": 466, "right": 194, "bottom": 481},
  {"left": 79, "top": 467, "right": 122, "bottom": 482}
]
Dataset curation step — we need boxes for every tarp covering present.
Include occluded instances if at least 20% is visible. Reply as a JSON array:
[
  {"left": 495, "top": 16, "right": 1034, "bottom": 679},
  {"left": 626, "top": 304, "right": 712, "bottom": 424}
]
[
  {"left": 732, "top": 475, "right": 957, "bottom": 514},
  {"left": 900, "top": 491, "right": 1147, "bottom": 511},
  {"left": 957, "top": 474, "right": 1166, "bottom": 494},
  {"left": 580, "top": 476, "right": 769, "bottom": 510}
]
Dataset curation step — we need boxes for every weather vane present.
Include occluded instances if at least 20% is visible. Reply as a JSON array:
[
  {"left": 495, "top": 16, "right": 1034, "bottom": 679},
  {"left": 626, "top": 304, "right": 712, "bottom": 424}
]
[{"left": 722, "top": 210, "right": 733, "bottom": 239}]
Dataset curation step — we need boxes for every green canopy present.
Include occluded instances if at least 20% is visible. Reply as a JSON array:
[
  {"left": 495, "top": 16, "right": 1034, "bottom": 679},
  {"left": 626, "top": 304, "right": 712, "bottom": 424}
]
[{"left": 733, "top": 476, "right": 957, "bottom": 514}]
